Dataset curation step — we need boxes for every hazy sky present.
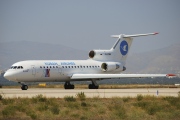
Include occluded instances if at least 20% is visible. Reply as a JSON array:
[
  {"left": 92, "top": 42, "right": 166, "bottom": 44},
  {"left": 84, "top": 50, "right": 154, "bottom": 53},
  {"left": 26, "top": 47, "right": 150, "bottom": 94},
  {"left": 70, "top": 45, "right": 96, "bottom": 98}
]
[{"left": 1, "top": 0, "right": 180, "bottom": 53}]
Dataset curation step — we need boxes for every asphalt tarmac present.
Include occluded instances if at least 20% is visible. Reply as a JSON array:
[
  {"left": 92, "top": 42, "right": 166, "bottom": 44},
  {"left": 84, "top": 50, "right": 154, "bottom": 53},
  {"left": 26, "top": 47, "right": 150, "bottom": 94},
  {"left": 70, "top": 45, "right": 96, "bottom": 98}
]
[{"left": 1, "top": 88, "right": 180, "bottom": 98}]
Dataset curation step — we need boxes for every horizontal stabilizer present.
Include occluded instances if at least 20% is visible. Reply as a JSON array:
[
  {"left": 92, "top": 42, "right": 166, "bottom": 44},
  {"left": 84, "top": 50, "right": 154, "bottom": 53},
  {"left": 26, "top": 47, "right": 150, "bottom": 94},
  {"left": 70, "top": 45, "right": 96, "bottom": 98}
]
[{"left": 111, "top": 32, "right": 158, "bottom": 38}]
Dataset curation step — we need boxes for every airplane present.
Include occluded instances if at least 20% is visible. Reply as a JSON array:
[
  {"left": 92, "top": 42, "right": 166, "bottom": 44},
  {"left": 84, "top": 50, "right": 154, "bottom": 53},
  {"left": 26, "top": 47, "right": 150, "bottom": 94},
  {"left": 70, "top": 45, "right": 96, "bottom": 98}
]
[{"left": 3, "top": 32, "right": 176, "bottom": 90}]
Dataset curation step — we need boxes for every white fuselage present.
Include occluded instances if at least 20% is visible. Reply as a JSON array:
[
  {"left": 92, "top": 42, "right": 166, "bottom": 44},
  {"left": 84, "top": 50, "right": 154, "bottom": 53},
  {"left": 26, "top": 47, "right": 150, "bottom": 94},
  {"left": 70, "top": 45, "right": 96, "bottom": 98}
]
[{"left": 5, "top": 60, "right": 122, "bottom": 82}]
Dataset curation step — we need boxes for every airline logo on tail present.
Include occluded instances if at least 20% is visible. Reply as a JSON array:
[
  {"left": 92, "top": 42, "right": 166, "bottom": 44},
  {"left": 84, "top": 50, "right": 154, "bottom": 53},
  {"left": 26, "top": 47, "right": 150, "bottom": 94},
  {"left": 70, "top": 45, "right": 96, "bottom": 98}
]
[{"left": 120, "top": 40, "right": 128, "bottom": 55}]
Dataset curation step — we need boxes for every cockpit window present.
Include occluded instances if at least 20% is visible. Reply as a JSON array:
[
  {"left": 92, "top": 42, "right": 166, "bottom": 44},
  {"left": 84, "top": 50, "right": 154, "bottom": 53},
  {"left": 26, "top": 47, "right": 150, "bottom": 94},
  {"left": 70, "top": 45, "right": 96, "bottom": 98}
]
[
  {"left": 11, "top": 66, "right": 23, "bottom": 69},
  {"left": 13, "top": 66, "right": 17, "bottom": 69}
]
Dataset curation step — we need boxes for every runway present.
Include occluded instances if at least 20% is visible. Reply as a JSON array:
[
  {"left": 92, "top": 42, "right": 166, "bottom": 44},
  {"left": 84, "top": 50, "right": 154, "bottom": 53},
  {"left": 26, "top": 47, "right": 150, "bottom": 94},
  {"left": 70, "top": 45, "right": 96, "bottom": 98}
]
[{"left": 1, "top": 88, "right": 180, "bottom": 98}]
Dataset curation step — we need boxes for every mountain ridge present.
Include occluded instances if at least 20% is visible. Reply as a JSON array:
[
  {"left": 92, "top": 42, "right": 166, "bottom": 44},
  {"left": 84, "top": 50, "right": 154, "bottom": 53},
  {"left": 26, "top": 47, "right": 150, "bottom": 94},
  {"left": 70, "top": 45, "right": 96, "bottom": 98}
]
[
  {"left": 0, "top": 41, "right": 87, "bottom": 69},
  {"left": 125, "top": 43, "right": 180, "bottom": 74}
]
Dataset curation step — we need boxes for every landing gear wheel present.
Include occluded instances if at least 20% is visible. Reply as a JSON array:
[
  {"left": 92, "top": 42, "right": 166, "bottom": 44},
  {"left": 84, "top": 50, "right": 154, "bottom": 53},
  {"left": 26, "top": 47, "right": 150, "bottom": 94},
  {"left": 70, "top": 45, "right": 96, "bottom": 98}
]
[
  {"left": 64, "top": 85, "right": 74, "bottom": 89},
  {"left": 89, "top": 80, "right": 99, "bottom": 89},
  {"left": 71, "top": 84, "right": 75, "bottom": 89},
  {"left": 21, "top": 85, "right": 28, "bottom": 90},
  {"left": 88, "top": 84, "right": 99, "bottom": 89},
  {"left": 64, "top": 82, "right": 75, "bottom": 89}
]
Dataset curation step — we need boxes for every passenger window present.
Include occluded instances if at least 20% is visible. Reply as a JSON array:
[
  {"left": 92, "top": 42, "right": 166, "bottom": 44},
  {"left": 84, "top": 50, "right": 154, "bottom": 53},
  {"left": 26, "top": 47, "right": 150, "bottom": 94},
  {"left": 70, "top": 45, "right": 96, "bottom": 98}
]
[
  {"left": 50, "top": 66, "right": 51, "bottom": 68},
  {"left": 44, "top": 66, "right": 45, "bottom": 68},
  {"left": 72, "top": 66, "right": 73, "bottom": 68},
  {"left": 75, "top": 66, "right": 76, "bottom": 68},
  {"left": 47, "top": 66, "right": 48, "bottom": 68},
  {"left": 62, "top": 66, "right": 64, "bottom": 68},
  {"left": 40, "top": 66, "right": 42, "bottom": 68},
  {"left": 69, "top": 66, "right": 70, "bottom": 68},
  {"left": 89, "top": 66, "right": 91, "bottom": 68},
  {"left": 56, "top": 66, "right": 58, "bottom": 68},
  {"left": 83, "top": 66, "right": 85, "bottom": 68},
  {"left": 65, "top": 66, "right": 67, "bottom": 68},
  {"left": 53, "top": 66, "right": 55, "bottom": 68},
  {"left": 77, "top": 66, "right": 79, "bottom": 68}
]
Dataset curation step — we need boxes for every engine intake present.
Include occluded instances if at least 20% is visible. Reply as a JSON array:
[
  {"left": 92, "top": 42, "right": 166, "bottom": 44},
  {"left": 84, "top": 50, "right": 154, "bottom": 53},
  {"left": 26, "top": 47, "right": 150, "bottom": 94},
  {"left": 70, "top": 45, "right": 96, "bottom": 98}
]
[
  {"left": 89, "top": 50, "right": 95, "bottom": 58},
  {"left": 101, "top": 62, "right": 125, "bottom": 72},
  {"left": 88, "top": 50, "right": 114, "bottom": 61}
]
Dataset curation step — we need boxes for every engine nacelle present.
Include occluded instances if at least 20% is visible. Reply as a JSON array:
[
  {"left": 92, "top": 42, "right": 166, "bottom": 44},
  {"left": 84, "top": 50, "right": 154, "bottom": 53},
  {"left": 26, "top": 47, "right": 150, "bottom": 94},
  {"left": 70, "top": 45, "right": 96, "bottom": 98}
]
[
  {"left": 89, "top": 50, "right": 114, "bottom": 61},
  {"left": 101, "top": 62, "right": 126, "bottom": 72}
]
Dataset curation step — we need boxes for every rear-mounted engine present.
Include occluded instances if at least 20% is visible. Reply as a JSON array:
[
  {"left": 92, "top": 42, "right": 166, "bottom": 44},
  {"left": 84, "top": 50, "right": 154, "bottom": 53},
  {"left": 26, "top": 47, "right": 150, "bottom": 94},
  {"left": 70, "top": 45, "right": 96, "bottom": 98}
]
[
  {"left": 89, "top": 50, "right": 95, "bottom": 58},
  {"left": 101, "top": 62, "right": 126, "bottom": 72},
  {"left": 89, "top": 50, "right": 113, "bottom": 61}
]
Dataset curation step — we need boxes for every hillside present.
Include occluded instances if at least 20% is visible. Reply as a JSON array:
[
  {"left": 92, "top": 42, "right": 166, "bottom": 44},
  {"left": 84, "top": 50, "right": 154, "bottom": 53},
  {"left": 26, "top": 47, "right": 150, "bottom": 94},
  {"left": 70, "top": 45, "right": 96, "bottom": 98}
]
[
  {"left": 0, "top": 41, "right": 180, "bottom": 74},
  {"left": 0, "top": 41, "right": 87, "bottom": 69},
  {"left": 125, "top": 43, "right": 180, "bottom": 74}
]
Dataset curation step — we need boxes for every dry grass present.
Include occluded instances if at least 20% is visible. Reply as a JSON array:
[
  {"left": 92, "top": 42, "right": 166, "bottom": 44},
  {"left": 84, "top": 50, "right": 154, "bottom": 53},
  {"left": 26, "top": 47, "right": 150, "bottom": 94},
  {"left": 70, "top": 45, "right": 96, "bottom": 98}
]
[{"left": 0, "top": 93, "right": 180, "bottom": 120}]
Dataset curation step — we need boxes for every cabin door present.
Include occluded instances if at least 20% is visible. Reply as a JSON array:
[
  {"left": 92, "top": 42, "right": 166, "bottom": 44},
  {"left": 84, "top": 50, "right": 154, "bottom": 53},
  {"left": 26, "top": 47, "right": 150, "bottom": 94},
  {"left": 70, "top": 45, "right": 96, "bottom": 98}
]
[
  {"left": 31, "top": 65, "right": 36, "bottom": 76},
  {"left": 58, "top": 66, "right": 62, "bottom": 74}
]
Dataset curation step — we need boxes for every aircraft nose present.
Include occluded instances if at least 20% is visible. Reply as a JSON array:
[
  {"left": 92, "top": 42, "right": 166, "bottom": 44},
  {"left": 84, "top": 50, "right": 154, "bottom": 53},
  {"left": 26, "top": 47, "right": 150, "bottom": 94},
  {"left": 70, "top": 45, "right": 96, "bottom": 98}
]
[{"left": 4, "top": 72, "right": 13, "bottom": 80}]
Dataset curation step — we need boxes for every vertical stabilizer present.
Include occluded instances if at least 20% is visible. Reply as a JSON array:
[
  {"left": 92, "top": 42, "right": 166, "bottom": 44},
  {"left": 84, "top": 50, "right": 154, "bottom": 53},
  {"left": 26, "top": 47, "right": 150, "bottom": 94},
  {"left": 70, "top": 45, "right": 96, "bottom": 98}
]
[
  {"left": 110, "top": 35, "right": 133, "bottom": 65},
  {"left": 110, "top": 32, "right": 158, "bottom": 65},
  {"left": 89, "top": 33, "right": 158, "bottom": 66}
]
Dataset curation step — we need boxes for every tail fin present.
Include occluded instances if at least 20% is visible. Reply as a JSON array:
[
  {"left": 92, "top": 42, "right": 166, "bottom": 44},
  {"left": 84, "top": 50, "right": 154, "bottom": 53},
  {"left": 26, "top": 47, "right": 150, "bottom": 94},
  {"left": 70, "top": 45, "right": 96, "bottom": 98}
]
[
  {"left": 110, "top": 32, "right": 158, "bottom": 65},
  {"left": 89, "top": 32, "right": 158, "bottom": 66}
]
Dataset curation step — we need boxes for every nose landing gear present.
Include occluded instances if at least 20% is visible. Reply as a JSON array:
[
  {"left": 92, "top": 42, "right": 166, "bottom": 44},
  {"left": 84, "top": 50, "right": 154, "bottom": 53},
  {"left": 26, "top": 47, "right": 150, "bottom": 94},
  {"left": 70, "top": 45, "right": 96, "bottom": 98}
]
[
  {"left": 19, "top": 82, "right": 28, "bottom": 90},
  {"left": 21, "top": 85, "right": 28, "bottom": 90}
]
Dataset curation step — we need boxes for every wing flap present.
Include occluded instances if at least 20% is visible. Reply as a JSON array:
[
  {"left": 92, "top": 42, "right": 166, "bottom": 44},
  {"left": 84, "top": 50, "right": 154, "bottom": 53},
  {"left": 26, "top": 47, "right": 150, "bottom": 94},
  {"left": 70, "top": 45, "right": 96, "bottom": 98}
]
[{"left": 71, "top": 74, "right": 174, "bottom": 79}]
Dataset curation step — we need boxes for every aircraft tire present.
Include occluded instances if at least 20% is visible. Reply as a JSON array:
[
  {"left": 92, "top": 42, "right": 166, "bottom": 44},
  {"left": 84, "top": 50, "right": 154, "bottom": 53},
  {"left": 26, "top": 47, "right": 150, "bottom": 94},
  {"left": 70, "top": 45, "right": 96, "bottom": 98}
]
[
  {"left": 71, "top": 85, "right": 75, "bottom": 89},
  {"left": 64, "top": 85, "right": 68, "bottom": 89},
  {"left": 88, "top": 84, "right": 93, "bottom": 89},
  {"left": 89, "top": 84, "right": 99, "bottom": 89},
  {"left": 21, "top": 85, "right": 28, "bottom": 90},
  {"left": 95, "top": 86, "right": 99, "bottom": 89},
  {"left": 64, "top": 84, "right": 74, "bottom": 89}
]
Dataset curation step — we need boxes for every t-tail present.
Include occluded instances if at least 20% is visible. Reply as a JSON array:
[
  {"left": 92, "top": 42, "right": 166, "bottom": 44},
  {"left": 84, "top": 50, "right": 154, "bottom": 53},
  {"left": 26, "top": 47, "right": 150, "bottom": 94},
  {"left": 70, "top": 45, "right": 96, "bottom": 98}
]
[
  {"left": 88, "top": 32, "right": 158, "bottom": 66},
  {"left": 110, "top": 32, "right": 158, "bottom": 65}
]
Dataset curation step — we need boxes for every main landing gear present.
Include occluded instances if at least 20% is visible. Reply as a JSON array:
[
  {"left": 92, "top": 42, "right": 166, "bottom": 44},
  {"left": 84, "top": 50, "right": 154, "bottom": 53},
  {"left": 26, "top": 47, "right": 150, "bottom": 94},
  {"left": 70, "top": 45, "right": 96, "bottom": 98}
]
[
  {"left": 64, "top": 81, "right": 75, "bottom": 89},
  {"left": 88, "top": 80, "right": 99, "bottom": 89},
  {"left": 19, "top": 82, "right": 28, "bottom": 90},
  {"left": 64, "top": 80, "right": 99, "bottom": 89}
]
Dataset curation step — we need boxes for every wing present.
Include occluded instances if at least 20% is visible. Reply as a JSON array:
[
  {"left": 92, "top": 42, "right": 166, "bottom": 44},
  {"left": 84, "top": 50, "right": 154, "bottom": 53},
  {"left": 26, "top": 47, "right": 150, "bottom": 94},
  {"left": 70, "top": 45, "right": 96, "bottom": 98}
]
[{"left": 71, "top": 74, "right": 176, "bottom": 79}]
